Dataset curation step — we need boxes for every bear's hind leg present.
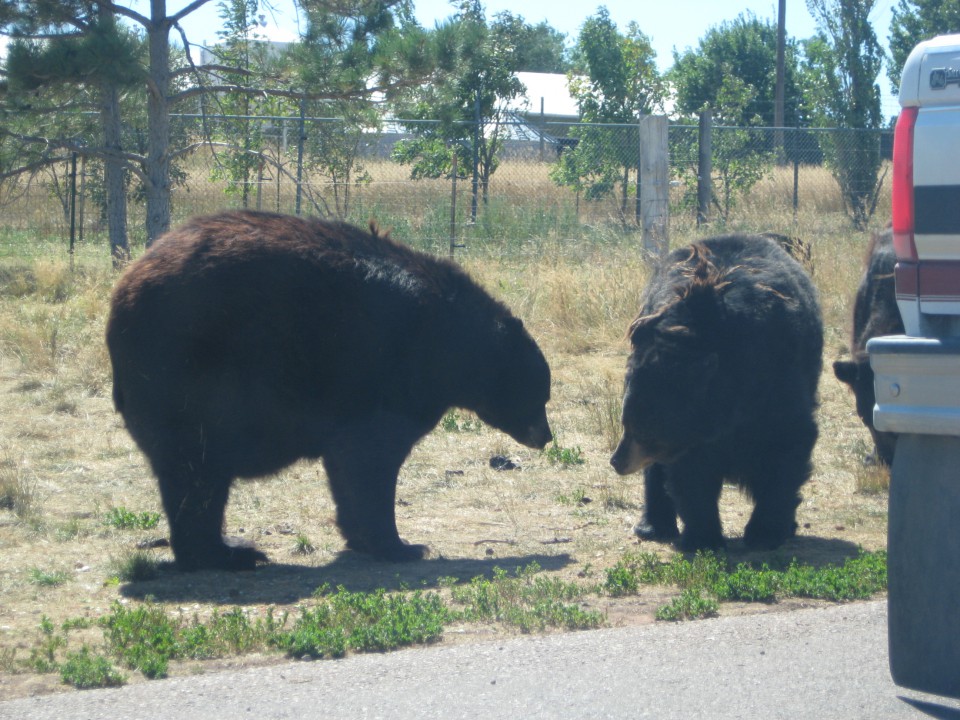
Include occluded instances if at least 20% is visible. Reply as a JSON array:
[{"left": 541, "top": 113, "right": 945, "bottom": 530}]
[
  {"left": 743, "top": 478, "right": 803, "bottom": 550},
  {"left": 742, "top": 429, "right": 815, "bottom": 550}
]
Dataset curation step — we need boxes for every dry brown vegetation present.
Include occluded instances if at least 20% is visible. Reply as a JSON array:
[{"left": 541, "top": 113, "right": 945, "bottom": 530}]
[{"left": 0, "top": 174, "right": 892, "bottom": 699}]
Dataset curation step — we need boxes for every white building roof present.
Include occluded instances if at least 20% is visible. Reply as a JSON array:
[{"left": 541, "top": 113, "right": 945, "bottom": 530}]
[{"left": 510, "top": 72, "right": 580, "bottom": 119}]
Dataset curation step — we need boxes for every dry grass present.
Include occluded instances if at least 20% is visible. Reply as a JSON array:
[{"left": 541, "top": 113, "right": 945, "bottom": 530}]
[{"left": 0, "top": 205, "right": 890, "bottom": 699}]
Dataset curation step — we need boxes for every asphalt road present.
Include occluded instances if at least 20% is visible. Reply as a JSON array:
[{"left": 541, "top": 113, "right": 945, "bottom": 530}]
[{"left": 3, "top": 600, "right": 960, "bottom": 720}]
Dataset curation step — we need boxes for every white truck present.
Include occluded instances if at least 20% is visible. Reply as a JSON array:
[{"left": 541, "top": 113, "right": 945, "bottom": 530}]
[{"left": 868, "top": 33, "right": 960, "bottom": 698}]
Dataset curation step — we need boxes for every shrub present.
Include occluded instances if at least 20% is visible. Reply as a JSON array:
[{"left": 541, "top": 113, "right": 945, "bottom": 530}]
[{"left": 59, "top": 647, "right": 125, "bottom": 689}]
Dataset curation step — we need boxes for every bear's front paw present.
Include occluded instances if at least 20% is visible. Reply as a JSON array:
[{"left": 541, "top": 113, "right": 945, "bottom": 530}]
[
  {"left": 743, "top": 519, "right": 797, "bottom": 551},
  {"left": 347, "top": 537, "right": 429, "bottom": 563},
  {"left": 633, "top": 518, "right": 680, "bottom": 541}
]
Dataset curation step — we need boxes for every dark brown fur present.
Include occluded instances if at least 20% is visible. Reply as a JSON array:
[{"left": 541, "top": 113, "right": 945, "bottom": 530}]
[
  {"left": 832, "top": 227, "right": 902, "bottom": 465},
  {"left": 107, "top": 210, "right": 552, "bottom": 571},
  {"left": 611, "top": 234, "right": 822, "bottom": 551}
]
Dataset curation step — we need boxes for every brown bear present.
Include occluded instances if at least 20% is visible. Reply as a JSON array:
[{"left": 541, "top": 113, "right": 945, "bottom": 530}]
[
  {"left": 107, "top": 210, "right": 552, "bottom": 571},
  {"left": 610, "top": 234, "right": 822, "bottom": 551}
]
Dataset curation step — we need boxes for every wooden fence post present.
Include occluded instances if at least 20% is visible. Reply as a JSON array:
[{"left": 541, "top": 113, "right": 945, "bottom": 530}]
[{"left": 639, "top": 115, "right": 669, "bottom": 255}]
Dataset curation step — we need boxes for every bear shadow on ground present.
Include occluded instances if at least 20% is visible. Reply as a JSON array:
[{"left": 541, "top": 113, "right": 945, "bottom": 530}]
[
  {"left": 119, "top": 552, "right": 576, "bottom": 605},
  {"left": 700, "top": 534, "right": 866, "bottom": 568}
]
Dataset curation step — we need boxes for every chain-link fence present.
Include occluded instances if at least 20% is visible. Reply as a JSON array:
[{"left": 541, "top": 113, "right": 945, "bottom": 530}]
[{"left": 0, "top": 114, "right": 894, "bottom": 255}]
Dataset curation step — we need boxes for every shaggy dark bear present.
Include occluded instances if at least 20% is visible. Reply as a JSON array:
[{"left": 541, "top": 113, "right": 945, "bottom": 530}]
[
  {"left": 832, "top": 228, "right": 902, "bottom": 465},
  {"left": 610, "top": 234, "right": 823, "bottom": 551},
  {"left": 107, "top": 210, "right": 552, "bottom": 571}
]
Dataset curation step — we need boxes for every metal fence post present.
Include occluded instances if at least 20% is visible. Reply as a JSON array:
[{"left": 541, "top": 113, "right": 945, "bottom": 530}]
[
  {"left": 295, "top": 99, "right": 306, "bottom": 216},
  {"left": 68, "top": 152, "right": 77, "bottom": 266},
  {"left": 471, "top": 94, "right": 480, "bottom": 223},
  {"left": 450, "top": 148, "right": 458, "bottom": 258},
  {"left": 635, "top": 120, "right": 642, "bottom": 226},
  {"left": 793, "top": 122, "right": 800, "bottom": 220},
  {"left": 539, "top": 97, "right": 545, "bottom": 163},
  {"left": 697, "top": 108, "right": 713, "bottom": 227}
]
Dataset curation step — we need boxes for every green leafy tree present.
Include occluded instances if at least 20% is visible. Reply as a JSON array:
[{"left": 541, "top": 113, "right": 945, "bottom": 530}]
[
  {"left": 490, "top": 12, "right": 568, "bottom": 73},
  {"left": 2, "top": 0, "right": 453, "bottom": 248},
  {"left": 672, "top": 75, "right": 774, "bottom": 222},
  {"left": 203, "top": 0, "right": 291, "bottom": 209},
  {"left": 287, "top": 1, "right": 444, "bottom": 219},
  {"left": 667, "top": 13, "right": 795, "bottom": 221},
  {"left": 2, "top": 2, "right": 144, "bottom": 264},
  {"left": 550, "top": 6, "right": 663, "bottom": 222},
  {"left": 669, "top": 12, "right": 804, "bottom": 128},
  {"left": 391, "top": 1, "right": 525, "bottom": 212},
  {"left": 296, "top": 101, "right": 380, "bottom": 220},
  {"left": 889, "top": 0, "right": 960, "bottom": 92},
  {"left": 803, "top": 0, "right": 884, "bottom": 229}
]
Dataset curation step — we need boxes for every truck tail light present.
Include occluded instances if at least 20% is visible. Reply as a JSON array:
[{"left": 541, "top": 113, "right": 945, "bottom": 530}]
[{"left": 892, "top": 106, "right": 919, "bottom": 261}]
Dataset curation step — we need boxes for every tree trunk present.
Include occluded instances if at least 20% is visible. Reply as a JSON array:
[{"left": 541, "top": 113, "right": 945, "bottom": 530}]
[
  {"left": 100, "top": 79, "right": 129, "bottom": 267},
  {"left": 145, "top": 0, "right": 172, "bottom": 245},
  {"left": 96, "top": 4, "right": 129, "bottom": 267}
]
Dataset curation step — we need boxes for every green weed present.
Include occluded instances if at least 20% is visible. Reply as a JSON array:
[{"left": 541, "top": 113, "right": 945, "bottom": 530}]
[
  {"left": 109, "top": 550, "right": 161, "bottom": 583},
  {"left": 59, "top": 647, "right": 126, "bottom": 689},
  {"left": 0, "top": 454, "right": 34, "bottom": 518},
  {"left": 656, "top": 589, "right": 720, "bottom": 621},
  {"left": 604, "top": 549, "right": 887, "bottom": 619},
  {"left": 104, "top": 507, "right": 162, "bottom": 531},
  {"left": 101, "top": 603, "right": 179, "bottom": 679},
  {"left": 28, "top": 568, "right": 71, "bottom": 587},
  {"left": 448, "top": 563, "right": 603, "bottom": 632},
  {"left": 0, "top": 647, "right": 18, "bottom": 672},
  {"left": 543, "top": 441, "right": 585, "bottom": 467},
  {"left": 28, "top": 616, "right": 65, "bottom": 673},
  {"left": 61, "top": 617, "right": 94, "bottom": 632},
  {"left": 177, "top": 607, "right": 282, "bottom": 659},
  {"left": 604, "top": 562, "right": 640, "bottom": 596},
  {"left": 589, "top": 386, "right": 624, "bottom": 453},
  {"left": 275, "top": 586, "right": 448, "bottom": 658},
  {"left": 54, "top": 518, "right": 84, "bottom": 541},
  {"left": 13, "top": 553, "right": 884, "bottom": 688},
  {"left": 556, "top": 486, "right": 589, "bottom": 506},
  {"left": 293, "top": 533, "right": 316, "bottom": 555},
  {"left": 440, "top": 410, "right": 484, "bottom": 433}
]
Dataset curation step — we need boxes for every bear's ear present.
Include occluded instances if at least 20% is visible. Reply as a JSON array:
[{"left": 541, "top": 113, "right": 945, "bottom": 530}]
[
  {"left": 627, "top": 311, "right": 662, "bottom": 345},
  {"left": 659, "top": 324, "right": 695, "bottom": 340},
  {"left": 833, "top": 359, "right": 859, "bottom": 387}
]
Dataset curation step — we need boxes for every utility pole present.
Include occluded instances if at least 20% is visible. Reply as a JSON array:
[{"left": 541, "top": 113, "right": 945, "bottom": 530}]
[{"left": 775, "top": 0, "right": 786, "bottom": 164}]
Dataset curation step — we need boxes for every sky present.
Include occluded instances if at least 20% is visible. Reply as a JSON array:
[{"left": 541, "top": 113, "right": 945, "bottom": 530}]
[
  {"left": 173, "top": 1, "right": 897, "bottom": 64},
  {"left": 411, "top": 0, "right": 894, "bottom": 68}
]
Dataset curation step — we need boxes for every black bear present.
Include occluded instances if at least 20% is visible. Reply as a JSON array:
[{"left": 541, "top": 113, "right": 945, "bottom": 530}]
[
  {"left": 760, "top": 232, "right": 813, "bottom": 270},
  {"left": 610, "top": 234, "right": 823, "bottom": 551},
  {"left": 107, "top": 210, "right": 552, "bottom": 571},
  {"left": 832, "top": 228, "right": 902, "bottom": 465}
]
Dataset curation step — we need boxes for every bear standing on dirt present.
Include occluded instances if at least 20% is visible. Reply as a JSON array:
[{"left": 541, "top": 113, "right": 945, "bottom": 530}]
[
  {"left": 610, "top": 234, "right": 823, "bottom": 552},
  {"left": 832, "top": 228, "right": 902, "bottom": 465},
  {"left": 107, "top": 210, "right": 553, "bottom": 571}
]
